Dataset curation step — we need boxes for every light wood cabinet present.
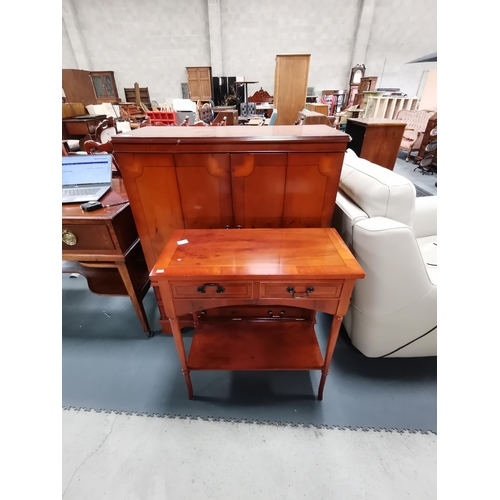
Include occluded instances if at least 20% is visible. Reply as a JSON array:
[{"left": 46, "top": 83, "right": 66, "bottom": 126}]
[
  {"left": 186, "top": 66, "right": 212, "bottom": 101},
  {"left": 274, "top": 54, "right": 311, "bottom": 125}
]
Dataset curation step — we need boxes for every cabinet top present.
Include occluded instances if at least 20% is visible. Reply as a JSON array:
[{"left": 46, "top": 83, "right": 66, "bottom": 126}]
[
  {"left": 112, "top": 125, "right": 350, "bottom": 144},
  {"left": 347, "top": 118, "right": 407, "bottom": 127}
]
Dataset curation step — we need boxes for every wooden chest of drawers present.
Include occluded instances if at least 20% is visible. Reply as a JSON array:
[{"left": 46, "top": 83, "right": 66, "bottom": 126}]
[{"left": 150, "top": 228, "right": 365, "bottom": 399}]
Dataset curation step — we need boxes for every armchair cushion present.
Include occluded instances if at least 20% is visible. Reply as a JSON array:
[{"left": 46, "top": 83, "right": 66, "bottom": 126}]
[{"left": 341, "top": 149, "right": 416, "bottom": 226}]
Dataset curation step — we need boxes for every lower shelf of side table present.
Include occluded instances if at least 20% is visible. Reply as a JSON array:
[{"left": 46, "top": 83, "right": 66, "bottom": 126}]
[{"left": 187, "top": 321, "right": 324, "bottom": 371}]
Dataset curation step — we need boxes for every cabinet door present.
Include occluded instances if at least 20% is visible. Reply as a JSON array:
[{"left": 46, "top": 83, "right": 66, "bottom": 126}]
[
  {"left": 274, "top": 55, "right": 310, "bottom": 125},
  {"left": 113, "top": 153, "right": 184, "bottom": 271},
  {"left": 175, "top": 154, "right": 232, "bottom": 230},
  {"left": 283, "top": 153, "right": 343, "bottom": 227},
  {"left": 231, "top": 153, "right": 287, "bottom": 228},
  {"left": 186, "top": 67, "right": 212, "bottom": 101}
]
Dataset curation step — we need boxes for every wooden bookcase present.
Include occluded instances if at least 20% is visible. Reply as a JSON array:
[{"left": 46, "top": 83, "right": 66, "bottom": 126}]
[{"left": 274, "top": 54, "right": 311, "bottom": 125}]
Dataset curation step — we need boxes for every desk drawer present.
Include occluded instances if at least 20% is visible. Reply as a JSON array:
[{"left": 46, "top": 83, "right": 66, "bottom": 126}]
[
  {"left": 62, "top": 224, "right": 115, "bottom": 251},
  {"left": 260, "top": 281, "right": 343, "bottom": 300},
  {"left": 170, "top": 281, "right": 253, "bottom": 299}
]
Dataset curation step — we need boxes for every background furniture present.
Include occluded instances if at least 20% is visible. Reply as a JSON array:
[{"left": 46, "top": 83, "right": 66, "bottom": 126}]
[
  {"left": 361, "top": 96, "right": 419, "bottom": 120},
  {"left": 395, "top": 109, "right": 437, "bottom": 162},
  {"left": 321, "top": 90, "right": 346, "bottom": 115},
  {"left": 239, "top": 102, "right": 256, "bottom": 117},
  {"left": 124, "top": 83, "right": 152, "bottom": 109},
  {"left": 346, "top": 64, "right": 366, "bottom": 108},
  {"left": 186, "top": 66, "right": 212, "bottom": 101},
  {"left": 212, "top": 110, "right": 237, "bottom": 125},
  {"left": 331, "top": 149, "right": 437, "bottom": 357},
  {"left": 354, "top": 76, "right": 378, "bottom": 108},
  {"left": 62, "top": 114, "right": 108, "bottom": 150},
  {"left": 248, "top": 88, "right": 274, "bottom": 117},
  {"left": 273, "top": 54, "right": 311, "bottom": 125},
  {"left": 306, "top": 103, "right": 328, "bottom": 115},
  {"left": 112, "top": 125, "right": 350, "bottom": 333},
  {"left": 414, "top": 113, "right": 438, "bottom": 167},
  {"left": 151, "top": 227, "right": 364, "bottom": 400},
  {"left": 345, "top": 117, "right": 407, "bottom": 171},
  {"left": 62, "top": 69, "right": 120, "bottom": 104},
  {"left": 62, "top": 178, "right": 152, "bottom": 336},
  {"left": 90, "top": 71, "right": 120, "bottom": 103},
  {"left": 297, "top": 109, "right": 334, "bottom": 127}
]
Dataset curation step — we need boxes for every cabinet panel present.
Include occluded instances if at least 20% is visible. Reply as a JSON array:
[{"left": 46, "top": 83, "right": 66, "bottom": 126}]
[
  {"left": 274, "top": 55, "right": 311, "bottom": 125},
  {"left": 186, "top": 67, "right": 212, "bottom": 101},
  {"left": 231, "top": 153, "right": 287, "bottom": 228},
  {"left": 283, "top": 153, "right": 343, "bottom": 227},
  {"left": 175, "top": 154, "right": 232, "bottom": 230},
  {"left": 114, "top": 153, "right": 182, "bottom": 270}
]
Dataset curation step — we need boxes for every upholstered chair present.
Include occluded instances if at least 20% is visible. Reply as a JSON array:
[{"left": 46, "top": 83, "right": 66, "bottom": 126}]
[
  {"left": 332, "top": 149, "right": 437, "bottom": 357},
  {"left": 396, "top": 109, "right": 436, "bottom": 162}
]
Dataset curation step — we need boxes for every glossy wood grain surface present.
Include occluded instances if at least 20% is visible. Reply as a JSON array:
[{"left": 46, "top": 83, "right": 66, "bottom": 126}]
[
  {"left": 151, "top": 228, "right": 364, "bottom": 280},
  {"left": 187, "top": 322, "right": 323, "bottom": 370}
]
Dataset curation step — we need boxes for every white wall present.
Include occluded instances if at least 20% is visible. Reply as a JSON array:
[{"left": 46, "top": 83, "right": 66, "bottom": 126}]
[
  {"left": 62, "top": 0, "right": 437, "bottom": 103},
  {"left": 364, "top": 0, "right": 437, "bottom": 96}
]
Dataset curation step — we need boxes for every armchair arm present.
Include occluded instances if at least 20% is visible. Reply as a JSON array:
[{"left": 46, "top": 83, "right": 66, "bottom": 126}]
[
  {"left": 352, "top": 217, "right": 436, "bottom": 316},
  {"left": 332, "top": 191, "right": 368, "bottom": 248},
  {"left": 412, "top": 196, "right": 437, "bottom": 238}
]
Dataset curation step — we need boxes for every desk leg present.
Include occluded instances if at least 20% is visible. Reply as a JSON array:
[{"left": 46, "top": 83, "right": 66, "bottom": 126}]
[
  {"left": 169, "top": 317, "right": 194, "bottom": 400},
  {"left": 318, "top": 315, "right": 343, "bottom": 401},
  {"left": 116, "top": 262, "right": 153, "bottom": 337}
]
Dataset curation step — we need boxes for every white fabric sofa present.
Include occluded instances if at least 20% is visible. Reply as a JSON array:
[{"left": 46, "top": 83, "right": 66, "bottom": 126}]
[{"left": 332, "top": 149, "right": 437, "bottom": 357}]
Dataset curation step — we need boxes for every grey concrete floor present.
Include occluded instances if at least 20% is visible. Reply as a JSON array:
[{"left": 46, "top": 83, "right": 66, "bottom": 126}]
[
  {"left": 393, "top": 150, "right": 437, "bottom": 195},
  {"left": 62, "top": 408, "right": 436, "bottom": 500}
]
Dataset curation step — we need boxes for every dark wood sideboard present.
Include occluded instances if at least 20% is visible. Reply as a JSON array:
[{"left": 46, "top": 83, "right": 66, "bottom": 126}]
[
  {"left": 345, "top": 118, "right": 406, "bottom": 171},
  {"left": 111, "top": 125, "right": 350, "bottom": 333}
]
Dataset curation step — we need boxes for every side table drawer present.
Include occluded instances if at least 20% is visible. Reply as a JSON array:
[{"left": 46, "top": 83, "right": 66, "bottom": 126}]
[
  {"left": 170, "top": 281, "right": 253, "bottom": 299},
  {"left": 62, "top": 224, "right": 115, "bottom": 251},
  {"left": 260, "top": 281, "right": 343, "bottom": 300}
]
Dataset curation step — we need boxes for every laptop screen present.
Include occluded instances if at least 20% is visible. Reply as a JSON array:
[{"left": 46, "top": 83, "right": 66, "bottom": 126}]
[{"left": 62, "top": 155, "right": 112, "bottom": 187}]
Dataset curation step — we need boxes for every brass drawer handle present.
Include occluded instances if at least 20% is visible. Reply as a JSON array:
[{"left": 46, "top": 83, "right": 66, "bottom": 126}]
[
  {"left": 197, "top": 283, "right": 225, "bottom": 294},
  {"left": 62, "top": 229, "right": 77, "bottom": 246},
  {"left": 286, "top": 286, "right": 314, "bottom": 298}
]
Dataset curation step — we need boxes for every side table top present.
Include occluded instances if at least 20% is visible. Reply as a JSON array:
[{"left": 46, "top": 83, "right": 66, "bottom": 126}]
[{"left": 150, "top": 228, "right": 365, "bottom": 280}]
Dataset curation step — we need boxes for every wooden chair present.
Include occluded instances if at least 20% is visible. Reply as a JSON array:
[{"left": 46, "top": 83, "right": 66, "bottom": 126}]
[
  {"left": 180, "top": 116, "right": 226, "bottom": 127},
  {"left": 83, "top": 117, "right": 124, "bottom": 177}
]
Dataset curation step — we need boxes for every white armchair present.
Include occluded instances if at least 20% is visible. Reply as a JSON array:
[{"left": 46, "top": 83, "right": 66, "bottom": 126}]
[{"left": 332, "top": 150, "right": 437, "bottom": 357}]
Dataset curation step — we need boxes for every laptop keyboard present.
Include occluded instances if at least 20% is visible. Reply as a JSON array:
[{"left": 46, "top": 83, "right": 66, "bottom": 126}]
[{"left": 63, "top": 188, "right": 100, "bottom": 196}]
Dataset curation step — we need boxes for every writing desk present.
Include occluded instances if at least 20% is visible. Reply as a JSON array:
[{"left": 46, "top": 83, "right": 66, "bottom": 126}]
[
  {"left": 62, "top": 178, "right": 153, "bottom": 336},
  {"left": 150, "top": 228, "right": 365, "bottom": 400}
]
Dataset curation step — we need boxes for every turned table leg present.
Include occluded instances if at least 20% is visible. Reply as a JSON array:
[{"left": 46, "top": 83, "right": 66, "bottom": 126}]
[
  {"left": 318, "top": 315, "right": 343, "bottom": 401},
  {"left": 169, "top": 316, "right": 194, "bottom": 400}
]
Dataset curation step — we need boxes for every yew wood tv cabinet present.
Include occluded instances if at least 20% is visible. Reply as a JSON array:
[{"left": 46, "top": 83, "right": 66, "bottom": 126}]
[
  {"left": 112, "top": 125, "right": 351, "bottom": 333},
  {"left": 150, "top": 228, "right": 365, "bottom": 400}
]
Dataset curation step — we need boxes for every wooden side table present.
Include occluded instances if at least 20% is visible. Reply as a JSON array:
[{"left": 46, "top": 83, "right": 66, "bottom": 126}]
[
  {"left": 62, "top": 178, "right": 153, "bottom": 336},
  {"left": 345, "top": 117, "right": 406, "bottom": 170},
  {"left": 150, "top": 228, "right": 365, "bottom": 400}
]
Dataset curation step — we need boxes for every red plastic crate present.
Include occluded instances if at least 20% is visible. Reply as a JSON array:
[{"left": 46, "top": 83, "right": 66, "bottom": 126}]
[{"left": 146, "top": 111, "right": 176, "bottom": 125}]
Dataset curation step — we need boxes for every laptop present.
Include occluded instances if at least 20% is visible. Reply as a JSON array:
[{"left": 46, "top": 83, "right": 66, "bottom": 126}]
[{"left": 62, "top": 154, "right": 113, "bottom": 204}]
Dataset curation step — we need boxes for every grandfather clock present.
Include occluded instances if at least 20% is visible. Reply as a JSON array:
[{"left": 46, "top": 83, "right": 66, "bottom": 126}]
[{"left": 346, "top": 64, "right": 366, "bottom": 108}]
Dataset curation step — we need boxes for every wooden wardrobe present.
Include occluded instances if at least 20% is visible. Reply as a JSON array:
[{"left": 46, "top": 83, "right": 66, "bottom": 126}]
[{"left": 112, "top": 125, "right": 350, "bottom": 333}]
